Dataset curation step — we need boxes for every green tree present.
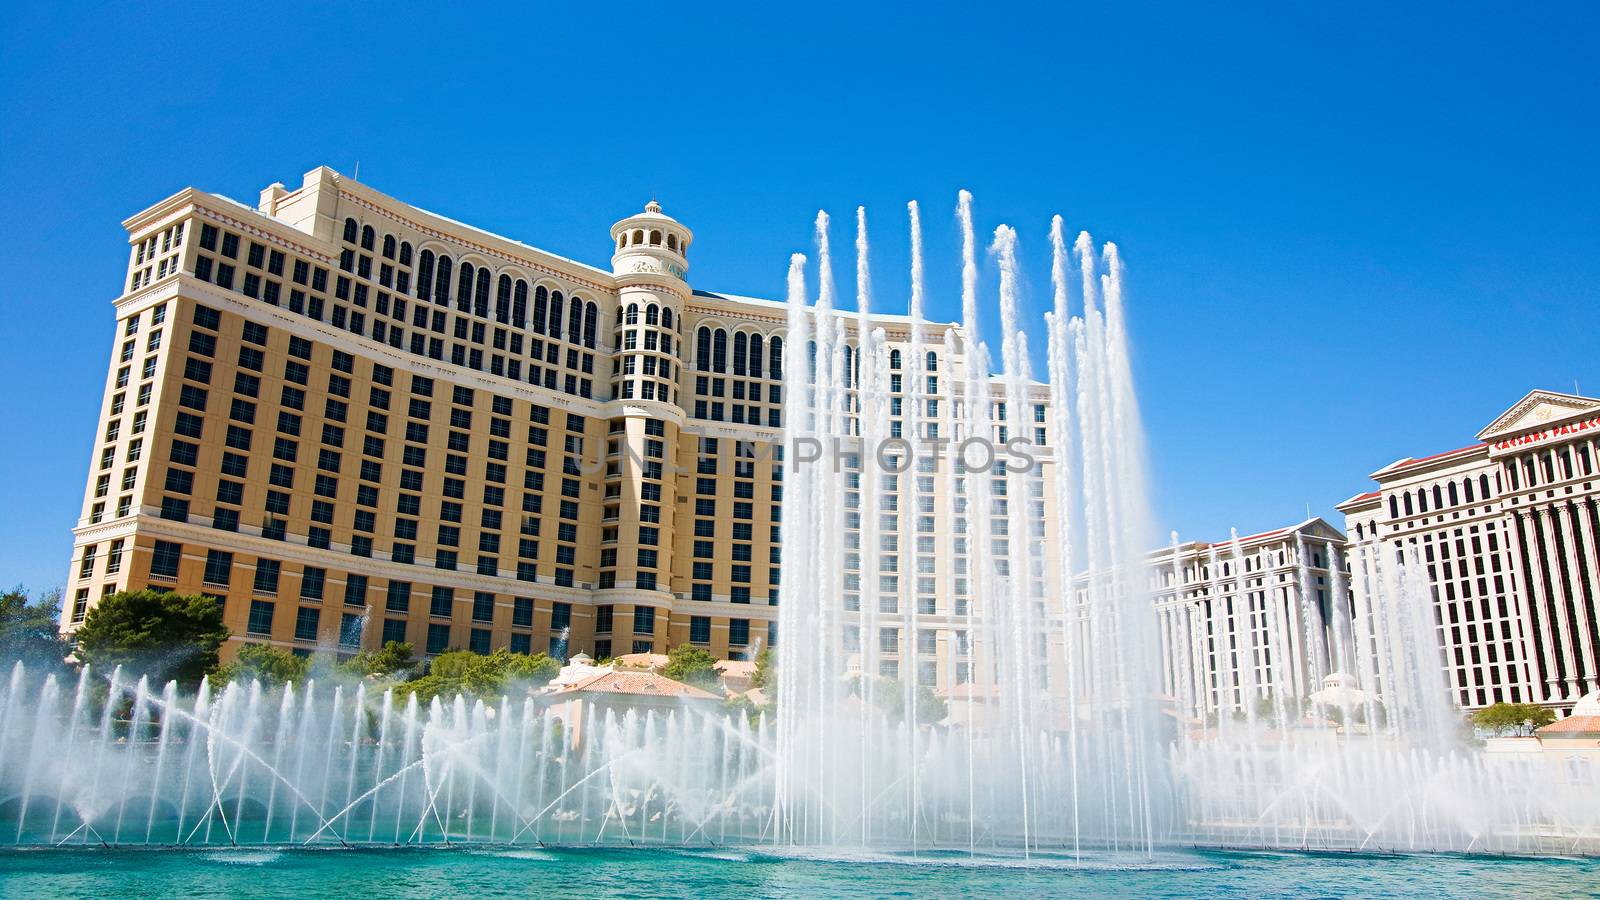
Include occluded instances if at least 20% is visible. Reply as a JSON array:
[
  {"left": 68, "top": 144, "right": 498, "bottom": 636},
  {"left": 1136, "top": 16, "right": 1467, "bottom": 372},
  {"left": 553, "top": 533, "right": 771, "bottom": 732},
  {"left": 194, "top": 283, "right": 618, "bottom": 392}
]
[
  {"left": 1472, "top": 702, "right": 1556, "bottom": 736},
  {"left": 0, "top": 585, "right": 71, "bottom": 670},
  {"left": 74, "top": 589, "right": 229, "bottom": 686},
  {"left": 343, "top": 641, "right": 417, "bottom": 678},
  {"left": 751, "top": 647, "right": 774, "bottom": 692},
  {"left": 212, "top": 643, "right": 309, "bottom": 688},
  {"left": 397, "top": 648, "right": 559, "bottom": 704},
  {"left": 663, "top": 644, "right": 721, "bottom": 690}
]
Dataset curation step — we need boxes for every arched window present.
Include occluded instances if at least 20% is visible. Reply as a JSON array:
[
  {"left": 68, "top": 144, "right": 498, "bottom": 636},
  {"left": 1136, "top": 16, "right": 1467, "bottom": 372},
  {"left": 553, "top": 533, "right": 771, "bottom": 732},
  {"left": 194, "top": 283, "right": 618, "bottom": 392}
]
[
  {"left": 567, "top": 298, "right": 582, "bottom": 342},
  {"left": 456, "top": 263, "right": 474, "bottom": 312},
  {"left": 434, "top": 255, "right": 453, "bottom": 306},
  {"left": 547, "top": 291, "right": 564, "bottom": 339},
  {"left": 616, "top": 306, "right": 625, "bottom": 326},
  {"left": 646, "top": 304, "right": 659, "bottom": 326},
  {"left": 583, "top": 301, "right": 598, "bottom": 348},
  {"left": 770, "top": 336, "right": 783, "bottom": 376},
  {"left": 733, "top": 332, "right": 748, "bottom": 375},
  {"left": 1432, "top": 484, "right": 1443, "bottom": 510},
  {"left": 532, "top": 286, "right": 548, "bottom": 333},
  {"left": 513, "top": 280, "right": 528, "bottom": 328},
  {"left": 697, "top": 327, "right": 712, "bottom": 370},
  {"left": 625, "top": 303, "right": 639, "bottom": 325},
  {"left": 1403, "top": 493, "right": 1414, "bottom": 516},
  {"left": 712, "top": 329, "right": 727, "bottom": 373},
  {"left": 667, "top": 234, "right": 678, "bottom": 252},
  {"left": 399, "top": 242, "right": 413, "bottom": 266},
  {"left": 342, "top": 217, "right": 358, "bottom": 243},
  {"left": 617, "top": 235, "right": 626, "bottom": 251},
  {"left": 750, "top": 334, "right": 764, "bottom": 378},
  {"left": 1479, "top": 474, "right": 1490, "bottom": 499},
  {"left": 632, "top": 229, "right": 644, "bottom": 245},
  {"left": 382, "top": 234, "right": 397, "bottom": 259},
  {"left": 926, "top": 351, "right": 938, "bottom": 372},
  {"left": 417, "top": 250, "right": 436, "bottom": 301},
  {"left": 474, "top": 268, "right": 491, "bottom": 318},
  {"left": 890, "top": 349, "right": 902, "bottom": 370},
  {"left": 1389, "top": 495, "right": 1399, "bottom": 519},
  {"left": 649, "top": 230, "right": 662, "bottom": 246},
  {"left": 360, "top": 225, "right": 375, "bottom": 251},
  {"left": 661, "top": 308, "right": 673, "bottom": 330},
  {"left": 1463, "top": 478, "right": 1475, "bottom": 503},
  {"left": 495, "top": 275, "right": 512, "bottom": 323},
  {"left": 1448, "top": 482, "right": 1459, "bottom": 506}
]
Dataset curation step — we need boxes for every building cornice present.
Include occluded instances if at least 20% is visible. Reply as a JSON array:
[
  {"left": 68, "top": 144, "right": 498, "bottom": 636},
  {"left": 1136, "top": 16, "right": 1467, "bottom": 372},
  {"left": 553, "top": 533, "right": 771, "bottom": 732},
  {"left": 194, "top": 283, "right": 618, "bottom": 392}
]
[{"left": 337, "top": 188, "right": 617, "bottom": 294}]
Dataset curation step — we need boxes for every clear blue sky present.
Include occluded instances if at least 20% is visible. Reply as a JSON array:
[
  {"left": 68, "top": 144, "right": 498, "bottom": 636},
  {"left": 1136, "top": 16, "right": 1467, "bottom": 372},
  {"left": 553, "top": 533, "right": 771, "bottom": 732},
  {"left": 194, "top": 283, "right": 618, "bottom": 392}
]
[{"left": 1, "top": 2, "right": 1596, "bottom": 592}]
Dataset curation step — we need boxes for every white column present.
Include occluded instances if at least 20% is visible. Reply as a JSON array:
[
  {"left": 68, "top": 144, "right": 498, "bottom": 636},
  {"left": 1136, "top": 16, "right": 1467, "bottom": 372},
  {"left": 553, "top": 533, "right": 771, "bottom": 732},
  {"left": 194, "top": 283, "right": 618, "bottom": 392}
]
[{"left": 1536, "top": 506, "right": 1581, "bottom": 700}]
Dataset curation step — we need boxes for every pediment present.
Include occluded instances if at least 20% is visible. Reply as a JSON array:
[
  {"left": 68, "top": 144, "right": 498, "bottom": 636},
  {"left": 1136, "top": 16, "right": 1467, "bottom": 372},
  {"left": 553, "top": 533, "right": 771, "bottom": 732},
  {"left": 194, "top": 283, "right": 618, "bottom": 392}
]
[
  {"left": 1297, "top": 517, "right": 1347, "bottom": 542},
  {"left": 1477, "top": 390, "right": 1600, "bottom": 444}
]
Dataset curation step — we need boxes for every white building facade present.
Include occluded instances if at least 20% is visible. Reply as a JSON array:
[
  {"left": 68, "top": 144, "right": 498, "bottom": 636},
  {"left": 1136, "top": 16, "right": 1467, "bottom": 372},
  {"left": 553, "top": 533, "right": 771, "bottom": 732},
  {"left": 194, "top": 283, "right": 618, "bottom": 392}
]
[
  {"left": 1341, "top": 390, "right": 1600, "bottom": 714},
  {"left": 1148, "top": 518, "right": 1350, "bottom": 721}
]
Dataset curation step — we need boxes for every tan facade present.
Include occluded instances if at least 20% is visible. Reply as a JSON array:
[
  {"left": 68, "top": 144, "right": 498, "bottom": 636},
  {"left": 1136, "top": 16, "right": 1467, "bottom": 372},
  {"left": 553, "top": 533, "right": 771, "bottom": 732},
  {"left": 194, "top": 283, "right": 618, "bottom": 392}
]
[
  {"left": 1340, "top": 390, "right": 1600, "bottom": 713},
  {"left": 63, "top": 166, "right": 1057, "bottom": 683}
]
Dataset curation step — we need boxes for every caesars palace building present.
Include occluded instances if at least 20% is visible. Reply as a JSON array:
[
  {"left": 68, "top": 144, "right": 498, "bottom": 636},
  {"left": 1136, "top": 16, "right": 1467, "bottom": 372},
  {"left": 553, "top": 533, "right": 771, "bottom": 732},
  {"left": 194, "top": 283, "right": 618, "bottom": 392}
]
[{"left": 1341, "top": 391, "right": 1600, "bottom": 714}]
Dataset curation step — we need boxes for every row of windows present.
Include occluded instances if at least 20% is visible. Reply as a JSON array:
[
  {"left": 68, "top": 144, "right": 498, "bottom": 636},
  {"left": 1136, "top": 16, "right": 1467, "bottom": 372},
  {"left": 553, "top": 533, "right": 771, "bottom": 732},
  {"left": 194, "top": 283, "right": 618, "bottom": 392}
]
[
  {"left": 1505, "top": 441, "right": 1597, "bottom": 492},
  {"left": 1389, "top": 472, "right": 1499, "bottom": 520},
  {"left": 696, "top": 327, "right": 782, "bottom": 377}
]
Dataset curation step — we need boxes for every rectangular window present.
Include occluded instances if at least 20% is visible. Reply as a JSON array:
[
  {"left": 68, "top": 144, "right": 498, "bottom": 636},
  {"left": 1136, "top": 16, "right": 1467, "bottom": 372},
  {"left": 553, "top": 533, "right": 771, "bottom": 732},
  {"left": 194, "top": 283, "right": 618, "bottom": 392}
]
[
  {"left": 294, "top": 607, "right": 321, "bottom": 642},
  {"left": 203, "top": 549, "right": 232, "bottom": 586},
  {"left": 300, "top": 567, "right": 326, "bottom": 601},
  {"left": 150, "top": 540, "right": 183, "bottom": 579},
  {"left": 426, "top": 623, "right": 451, "bottom": 654},
  {"left": 632, "top": 606, "right": 655, "bottom": 635},
  {"left": 340, "top": 613, "right": 363, "bottom": 648},
  {"left": 382, "top": 618, "right": 408, "bottom": 646},
  {"left": 472, "top": 591, "right": 495, "bottom": 623},
  {"left": 247, "top": 599, "right": 276, "bottom": 636},
  {"left": 386, "top": 580, "right": 410, "bottom": 612},
  {"left": 512, "top": 597, "right": 534, "bottom": 628},
  {"left": 345, "top": 574, "right": 369, "bottom": 607},
  {"left": 690, "top": 616, "right": 711, "bottom": 643},
  {"left": 252, "top": 558, "right": 281, "bottom": 594}
]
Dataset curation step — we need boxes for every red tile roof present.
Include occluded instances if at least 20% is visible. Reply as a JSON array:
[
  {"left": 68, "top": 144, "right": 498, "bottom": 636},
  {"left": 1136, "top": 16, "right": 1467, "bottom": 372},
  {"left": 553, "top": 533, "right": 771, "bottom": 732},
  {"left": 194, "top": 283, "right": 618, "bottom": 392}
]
[
  {"left": 1538, "top": 715, "right": 1600, "bottom": 736},
  {"left": 1392, "top": 444, "right": 1487, "bottom": 468}
]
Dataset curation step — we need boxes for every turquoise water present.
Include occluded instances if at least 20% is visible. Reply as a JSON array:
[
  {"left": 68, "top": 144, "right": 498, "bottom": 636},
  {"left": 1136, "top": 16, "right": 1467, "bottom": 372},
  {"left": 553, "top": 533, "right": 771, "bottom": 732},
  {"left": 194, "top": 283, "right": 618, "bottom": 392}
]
[{"left": 0, "top": 847, "right": 1595, "bottom": 899}]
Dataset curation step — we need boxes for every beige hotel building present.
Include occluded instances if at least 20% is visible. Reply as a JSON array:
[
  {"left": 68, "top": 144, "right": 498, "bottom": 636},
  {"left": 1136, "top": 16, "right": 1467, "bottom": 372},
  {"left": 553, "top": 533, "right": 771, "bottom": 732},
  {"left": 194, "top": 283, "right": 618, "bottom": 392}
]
[
  {"left": 1341, "top": 390, "right": 1600, "bottom": 714},
  {"left": 62, "top": 166, "right": 1055, "bottom": 681}
]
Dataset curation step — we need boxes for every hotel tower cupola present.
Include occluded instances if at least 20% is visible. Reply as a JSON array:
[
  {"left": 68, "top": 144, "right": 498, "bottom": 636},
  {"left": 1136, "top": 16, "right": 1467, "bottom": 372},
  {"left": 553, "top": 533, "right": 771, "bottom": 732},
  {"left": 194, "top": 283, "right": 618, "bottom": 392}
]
[{"left": 610, "top": 199, "right": 692, "bottom": 287}]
